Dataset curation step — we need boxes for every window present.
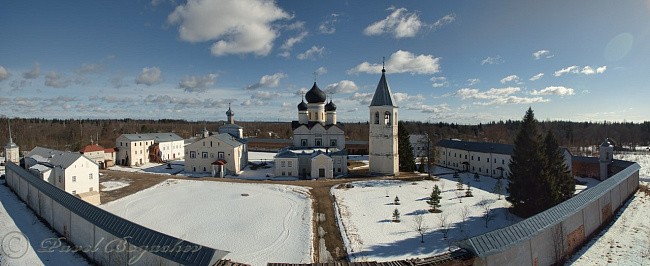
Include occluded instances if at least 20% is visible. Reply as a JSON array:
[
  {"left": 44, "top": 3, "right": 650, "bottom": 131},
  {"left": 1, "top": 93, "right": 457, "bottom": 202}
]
[
  {"left": 502, "top": 159, "right": 505, "bottom": 164},
  {"left": 202, "top": 152, "right": 208, "bottom": 158},
  {"left": 465, "top": 155, "right": 467, "bottom": 159},
  {"left": 384, "top": 111, "right": 391, "bottom": 125},
  {"left": 282, "top": 171, "right": 286, "bottom": 176},
  {"left": 315, "top": 138, "right": 322, "bottom": 146},
  {"left": 72, "top": 190, "right": 76, "bottom": 194},
  {"left": 338, "top": 168, "right": 341, "bottom": 173},
  {"left": 281, "top": 161, "right": 286, "bottom": 167},
  {"left": 190, "top": 151, "right": 196, "bottom": 158},
  {"left": 89, "top": 173, "right": 93, "bottom": 179},
  {"left": 478, "top": 157, "right": 481, "bottom": 161},
  {"left": 218, "top": 152, "right": 224, "bottom": 159},
  {"left": 210, "top": 141, "right": 213, "bottom": 147},
  {"left": 330, "top": 139, "right": 337, "bottom": 147},
  {"left": 471, "top": 156, "right": 474, "bottom": 160},
  {"left": 479, "top": 167, "right": 482, "bottom": 172},
  {"left": 301, "top": 139, "right": 308, "bottom": 146},
  {"left": 288, "top": 172, "right": 292, "bottom": 176},
  {"left": 288, "top": 161, "right": 293, "bottom": 167},
  {"left": 72, "top": 176, "right": 77, "bottom": 182},
  {"left": 374, "top": 112, "right": 380, "bottom": 124}
]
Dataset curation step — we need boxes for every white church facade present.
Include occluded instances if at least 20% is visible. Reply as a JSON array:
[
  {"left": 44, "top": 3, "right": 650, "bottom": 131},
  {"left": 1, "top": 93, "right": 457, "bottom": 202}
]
[{"left": 274, "top": 81, "right": 348, "bottom": 179}]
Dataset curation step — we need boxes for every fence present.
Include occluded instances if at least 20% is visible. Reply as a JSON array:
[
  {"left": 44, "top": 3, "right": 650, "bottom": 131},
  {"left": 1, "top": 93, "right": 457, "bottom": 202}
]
[{"left": 5, "top": 162, "right": 229, "bottom": 265}]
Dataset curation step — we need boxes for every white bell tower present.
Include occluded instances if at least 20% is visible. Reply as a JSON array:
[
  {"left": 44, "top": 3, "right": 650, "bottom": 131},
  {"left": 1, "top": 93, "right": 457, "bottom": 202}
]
[
  {"left": 368, "top": 66, "right": 398, "bottom": 175},
  {"left": 4, "top": 120, "right": 20, "bottom": 164},
  {"left": 599, "top": 138, "right": 613, "bottom": 180}
]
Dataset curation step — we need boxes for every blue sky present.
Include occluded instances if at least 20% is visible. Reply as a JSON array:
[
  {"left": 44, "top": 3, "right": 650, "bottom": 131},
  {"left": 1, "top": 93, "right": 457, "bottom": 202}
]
[{"left": 1, "top": 0, "right": 649, "bottom": 123}]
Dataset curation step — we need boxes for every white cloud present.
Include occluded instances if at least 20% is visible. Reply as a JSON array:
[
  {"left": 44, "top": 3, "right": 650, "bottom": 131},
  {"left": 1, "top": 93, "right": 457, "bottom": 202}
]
[
  {"left": 245, "top": 72, "right": 287, "bottom": 90},
  {"left": 481, "top": 56, "right": 503, "bottom": 65},
  {"left": 532, "top": 50, "right": 553, "bottom": 60},
  {"left": 280, "top": 31, "right": 308, "bottom": 51},
  {"left": 364, "top": 7, "right": 422, "bottom": 38},
  {"left": 529, "top": 73, "right": 544, "bottom": 81},
  {"left": 297, "top": 46, "right": 325, "bottom": 60},
  {"left": 349, "top": 92, "right": 373, "bottom": 105},
  {"left": 457, "top": 87, "right": 521, "bottom": 100},
  {"left": 430, "top": 76, "right": 448, "bottom": 88},
  {"left": 167, "top": 0, "right": 290, "bottom": 56},
  {"left": 467, "top": 78, "right": 480, "bottom": 86},
  {"left": 531, "top": 86, "right": 575, "bottom": 96},
  {"left": 179, "top": 74, "right": 217, "bottom": 92},
  {"left": 135, "top": 67, "right": 163, "bottom": 86},
  {"left": 251, "top": 91, "right": 281, "bottom": 100},
  {"left": 325, "top": 80, "right": 358, "bottom": 94},
  {"left": 0, "top": 65, "right": 9, "bottom": 81},
  {"left": 432, "top": 13, "right": 456, "bottom": 29},
  {"left": 475, "top": 96, "right": 549, "bottom": 105},
  {"left": 23, "top": 63, "right": 40, "bottom": 79},
  {"left": 75, "top": 63, "right": 103, "bottom": 75},
  {"left": 44, "top": 71, "right": 72, "bottom": 88},
  {"left": 500, "top": 75, "right": 520, "bottom": 84},
  {"left": 405, "top": 103, "right": 451, "bottom": 113},
  {"left": 393, "top": 92, "right": 425, "bottom": 102},
  {"left": 315, "top": 67, "right": 327, "bottom": 75},
  {"left": 319, "top": 13, "right": 339, "bottom": 34},
  {"left": 554, "top": 65, "right": 607, "bottom": 76},
  {"left": 348, "top": 50, "right": 440, "bottom": 75}
]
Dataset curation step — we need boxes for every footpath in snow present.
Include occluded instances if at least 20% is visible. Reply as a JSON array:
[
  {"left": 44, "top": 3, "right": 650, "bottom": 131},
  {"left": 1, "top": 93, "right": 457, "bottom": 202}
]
[{"left": 100, "top": 179, "right": 314, "bottom": 266}]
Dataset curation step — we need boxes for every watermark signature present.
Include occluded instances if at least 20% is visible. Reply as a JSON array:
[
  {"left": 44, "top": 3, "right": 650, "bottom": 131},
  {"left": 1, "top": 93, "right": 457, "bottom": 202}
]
[
  {"left": 1, "top": 231, "right": 30, "bottom": 259},
  {"left": 1, "top": 232, "right": 206, "bottom": 265}
]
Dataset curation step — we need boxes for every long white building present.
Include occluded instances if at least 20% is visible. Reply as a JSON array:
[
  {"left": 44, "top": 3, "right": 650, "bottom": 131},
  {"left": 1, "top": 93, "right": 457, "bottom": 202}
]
[
  {"left": 115, "top": 133, "right": 184, "bottom": 166},
  {"left": 25, "top": 147, "right": 100, "bottom": 205}
]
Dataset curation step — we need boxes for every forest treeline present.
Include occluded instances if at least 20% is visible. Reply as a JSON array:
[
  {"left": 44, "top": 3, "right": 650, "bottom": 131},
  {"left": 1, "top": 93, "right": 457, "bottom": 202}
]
[{"left": 1, "top": 117, "right": 649, "bottom": 153}]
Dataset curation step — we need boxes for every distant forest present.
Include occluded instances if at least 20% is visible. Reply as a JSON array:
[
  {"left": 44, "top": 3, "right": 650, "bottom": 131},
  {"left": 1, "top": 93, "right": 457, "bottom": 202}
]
[{"left": 1, "top": 117, "right": 650, "bottom": 153}]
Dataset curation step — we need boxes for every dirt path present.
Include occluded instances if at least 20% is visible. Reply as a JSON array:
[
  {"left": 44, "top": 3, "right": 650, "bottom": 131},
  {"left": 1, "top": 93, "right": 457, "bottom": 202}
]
[{"left": 99, "top": 169, "right": 425, "bottom": 263}]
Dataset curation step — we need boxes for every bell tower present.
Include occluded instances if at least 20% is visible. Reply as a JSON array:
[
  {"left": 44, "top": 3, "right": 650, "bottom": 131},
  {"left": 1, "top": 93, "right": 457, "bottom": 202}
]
[
  {"left": 368, "top": 65, "right": 398, "bottom": 175},
  {"left": 4, "top": 120, "right": 20, "bottom": 164}
]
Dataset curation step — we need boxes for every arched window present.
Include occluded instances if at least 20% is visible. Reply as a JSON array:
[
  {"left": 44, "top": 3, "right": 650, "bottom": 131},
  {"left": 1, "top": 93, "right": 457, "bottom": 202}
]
[
  {"left": 384, "top": 111, "right": 391, "bottom": 125},
  {"left": 374, "top": 112, "right": 380, "bottom": 124}
]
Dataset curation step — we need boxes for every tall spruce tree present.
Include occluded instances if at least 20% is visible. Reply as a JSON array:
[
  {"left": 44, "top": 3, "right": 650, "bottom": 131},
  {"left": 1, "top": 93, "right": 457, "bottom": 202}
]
[
  {"left": 507, "top": 108, "right": 552, "bottom": 217},
  {"left": 542, "top": 130, "right": 575, "bottom": 204},
  {"left": 398, "top": 121, "right": 416, "bottom": 172}
]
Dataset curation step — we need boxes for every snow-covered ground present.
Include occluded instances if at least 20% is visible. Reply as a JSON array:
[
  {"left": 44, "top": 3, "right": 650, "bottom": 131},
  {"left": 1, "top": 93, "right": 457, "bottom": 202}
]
[
  {"left": 107, "top": 160, "right": 185, "bottom": 175},
  {"left": 0, "top": 180, "right": 89, "bottom": 265},
  {"left": 332, "top": 171, "right": 519, "bottom": 262},
  {"left": 574, "top": 176, "right": 601, "bottom": 195},
  {"left": 99, "top": 180, "right": 130, "bottom": 191},
  {"left": 100, "top": 179, "right": 313, "bottom": 266},
  {"left": 568, "top": 152, "right": 650, "bottom": 265}
]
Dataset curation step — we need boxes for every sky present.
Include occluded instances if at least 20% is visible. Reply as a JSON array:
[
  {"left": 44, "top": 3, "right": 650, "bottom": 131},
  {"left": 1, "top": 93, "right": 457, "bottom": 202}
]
[{"left": 1, "top": 0, "right": 650, "bottom": 124}]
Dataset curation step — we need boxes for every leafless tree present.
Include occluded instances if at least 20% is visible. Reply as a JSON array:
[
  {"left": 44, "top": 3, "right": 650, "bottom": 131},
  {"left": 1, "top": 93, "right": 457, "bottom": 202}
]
[
  {"left": 412, "top": 215, "right": 429, "bottom": 243},
  {"left": 552, "top": 225, "right": 565, "bottom": 263},
  {"left": 477, "top": 198, "right": 495, "bottom": 228},
  {"left": 439, "top": 181, "right": 446, "bottom": 193},
  {"left": 455, "top": 190, "right": 463, "bottom": 203},
  {"left": 459, "top": 205, "right": 471, "bottom": 233},
  {"left": 437, "top": 213, "right": 451, "bottom": 240}
]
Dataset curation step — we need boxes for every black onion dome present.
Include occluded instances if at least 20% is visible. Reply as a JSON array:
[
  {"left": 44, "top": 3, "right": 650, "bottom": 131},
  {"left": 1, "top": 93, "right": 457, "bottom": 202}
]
[
  {"left": 297, "top": 99, "right": 308, "bottom": 111},
  {"left": 305, "top": 82, "right": 326, "bottom": 103},
  {"left": 226, "top": 107, "right": 234, "bottom": 116},
  {"left": 325, "top": 100, "right": 337, "bottom": 111}
]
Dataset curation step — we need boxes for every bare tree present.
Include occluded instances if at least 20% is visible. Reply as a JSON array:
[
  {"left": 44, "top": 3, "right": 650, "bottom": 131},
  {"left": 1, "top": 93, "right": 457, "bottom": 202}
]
[
  {"left": 477, "top": 198, "right": 495, "bottom": 228},
  {"left": 439, "top": 181, "right": 446, "bottom": 193},
  {"left": 459, "top": 205, "right": 471, "bottom": 234},
  {"left": 455, "top": 190, "right": 463, "bottom": 203},
  {"left": 552, "top": 225, "right": 565, "bottom": 263},
  {"left": 412, "top": 215, "right": 429, "bottom": 243},
  {"left": 437, "top": 213, "right": 451, "bottom": 240}
]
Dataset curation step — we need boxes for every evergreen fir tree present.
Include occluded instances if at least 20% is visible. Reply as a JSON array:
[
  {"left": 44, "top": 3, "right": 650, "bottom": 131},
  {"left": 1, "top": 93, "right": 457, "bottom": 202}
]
[
  {"left": 474, "top": 172, "right": 480, "bottom": 182},
  {"left": 392, "top": 208, "right": 401, "bottom": 222},
  {"left": 543, "top": 130, "right": 575, "bottom": 204},
  {"left": 394, "top": 196, "right": 401, "bottom": 205},
  {"left": 427, "top": 185, "right": 442, "bottom": 212},
  {"left": 507, "top": 108, "right": 551, "bottom": 217},
  {"left": 398, "top": 122, "right": 416, "bottom": 172},
  {"left": 493, "top": 177, "right": 503, "bottom": 200},
  {"left": 456, "top": 180, "right": 464, "bottom": 190},
  {"left": 465, "top": 181, "right": 473, "bottom": 197}
]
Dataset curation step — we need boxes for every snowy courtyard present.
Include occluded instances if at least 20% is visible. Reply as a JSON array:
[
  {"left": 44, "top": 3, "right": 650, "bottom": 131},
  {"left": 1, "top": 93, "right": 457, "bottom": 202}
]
[
  {"left": 100, "top": 179, "right": 314, "bottom": 266},
  {"left": 332, "top": 171, "right": 519, "bottom": 262}
]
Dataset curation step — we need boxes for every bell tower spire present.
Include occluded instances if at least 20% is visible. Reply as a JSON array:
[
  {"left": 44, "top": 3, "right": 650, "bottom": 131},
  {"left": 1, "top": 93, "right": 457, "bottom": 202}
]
[{"left": 369, "top": 61, "right": 399, "bottom": 175}]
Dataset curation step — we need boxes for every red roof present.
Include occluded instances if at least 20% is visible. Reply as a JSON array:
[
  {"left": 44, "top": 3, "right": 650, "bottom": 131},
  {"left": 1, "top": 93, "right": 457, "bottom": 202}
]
[
  {"left": 80, "top": 144, "right": 105, "bottom": 153},
  {"left": 104, "top": 148, "right": 116, "bottom": 153},
  {"left": 211, "top": 159, "right": 227, "bottom": 165}
]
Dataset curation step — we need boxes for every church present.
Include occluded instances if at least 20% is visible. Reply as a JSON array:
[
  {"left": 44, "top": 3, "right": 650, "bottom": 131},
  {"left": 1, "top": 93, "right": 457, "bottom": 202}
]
[{"left": 274, "top": 81, "right": 348, "bottom": 179}]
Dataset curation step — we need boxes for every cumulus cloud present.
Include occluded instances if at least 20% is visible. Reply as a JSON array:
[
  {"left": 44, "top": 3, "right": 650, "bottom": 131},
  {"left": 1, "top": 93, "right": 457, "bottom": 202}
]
[
  {"left": 474, "top": 96, "right": 549, "bottom": 105},
  {"left": 319, "top": 13, "right": 339, "bottom": 34},
  {"left": 0, "top": 65, "right": 9, "bottom": 81},
  {"left": 532, "top": 50, "right": 553, "bottom": 60},
  {"left": 432, "top": 13, "right": 456, "bottom": 29},
  {"left": 135, "top": 67, "right": 163, "bottom": 86},
  {"left": 297, "top": 46, "right": 325, "bottom": 60},
  {"left": 467, "top": 78, "right": 480, "bottom": 86},
  {"left": 325, "top": 80, "right": 358, "bottom": 94},
  {"left": 481, "top": 56, "right": 503, "bottom": 65},
  {"left": 349, "top": 92, "right": 374, "bottom": 105},
  {"left": 364, "top": 7, "right": 422, "bottom": 38},
  {"left": 500, "top": 75, "right": 520, "bottom": 84},
  {"left": 430, "top": 76, "right": 448, "bottom": 88},
  {"left": 44, "top": 71, "right": 72, "bottom": 88},
  {"left": 280, "top": 30, "right": 308, "bottom": 55},
  {"left": 393, "top": 92, "right": 425, "bottom": 102},
  {"left": 179, "top": 74, "right": 217, "bottom": 92},
  {"left": 529, "top": 73, "right": 544, "bottom": 81},
  {"left": 364, "top": 7, "right": 455, "bottom": 39},
  {"left": 456, "top": 87, "right": 548, "bottom": 105},
  {"left": 405, "top": 103, "right": 451, "bottom": 113},
  {"left": 167, "top": 0, "right": 290, "bottom": 56},
  {"left": 531, "top": 86, "right": 575, "bottom": 96},
  {"left": 23, "top": 63, "right": 41, "bottom": 79},
  {"left": 245, "top": 72, "right": 287, "bottom": 90},
  {"left": 348, "top": 50, "right": 440, "bottom": 75},
  {"left": 75, "top": 63, "right": 103, "bottom": 75},
  {"left": 554, "top": 65, "right": 607, "bottom": 76},
  {"left": 315, "top": 67, "right": 327, "bottom": 75}
]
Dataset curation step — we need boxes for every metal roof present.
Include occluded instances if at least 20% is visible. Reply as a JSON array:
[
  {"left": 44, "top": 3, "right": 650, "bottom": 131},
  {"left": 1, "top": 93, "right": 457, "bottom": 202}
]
[
  {"left": 27, "top": 146, "right": 97, "bottom": 169},
  {"left": 6, "top": 163, "right": 228, "bottom": 265},
  {"left": 275, "top": 150, "right": 298, "bottom": 159},
  {"left": 436, "top": 139, "right": 514, "bottom": 155},
  {"left": 459, "top": 162, "right": 640, "bottom": 257},
  {"left": 120, "top": 133, "right": 183, "bottom": 142},
  {"left": 369, "top": 70, "right": 396, "bottom": 107}
]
